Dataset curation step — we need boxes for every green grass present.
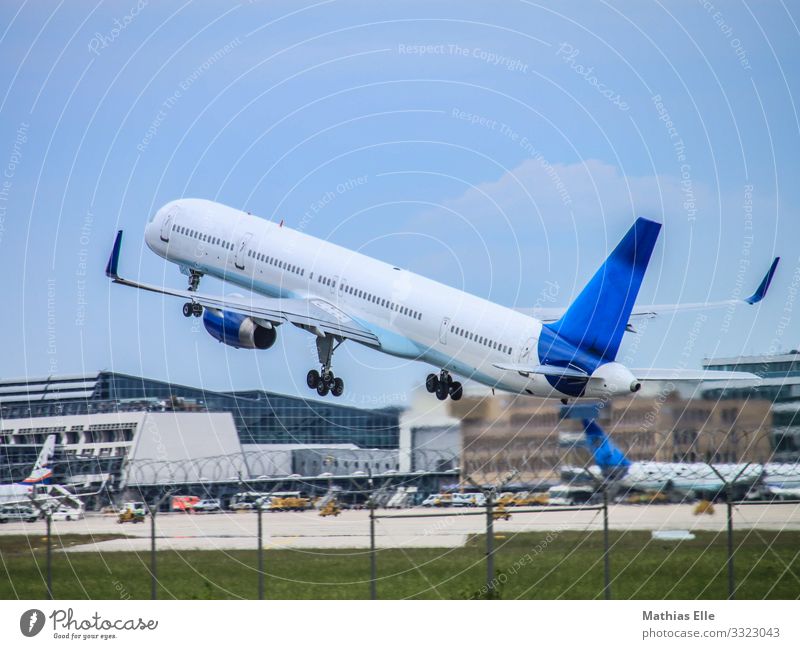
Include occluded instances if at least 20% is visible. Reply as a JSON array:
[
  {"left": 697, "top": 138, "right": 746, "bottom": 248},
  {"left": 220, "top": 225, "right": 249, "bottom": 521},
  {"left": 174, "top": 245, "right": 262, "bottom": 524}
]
[{"left": 1, "top": 530, "right": 798, "bottom": 599}]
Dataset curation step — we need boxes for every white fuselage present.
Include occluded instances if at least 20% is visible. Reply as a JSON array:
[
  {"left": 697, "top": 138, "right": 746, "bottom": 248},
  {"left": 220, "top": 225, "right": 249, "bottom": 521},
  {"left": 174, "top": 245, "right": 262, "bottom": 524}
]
[
  {"left": 143, "top": 199, "right": 586, "bottom": 398},
  {"left": 0, "top": 483, "right": 46, "bottom": 504}
]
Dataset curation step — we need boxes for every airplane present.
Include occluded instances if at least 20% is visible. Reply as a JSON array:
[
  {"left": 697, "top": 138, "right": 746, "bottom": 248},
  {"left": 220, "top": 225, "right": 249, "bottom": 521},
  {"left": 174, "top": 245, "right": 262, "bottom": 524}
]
[
  {"left": 106, "top": 198, "right": 779, "bottom": 402},
  {"left": 0, "top": 435, "right": 56, "bottom": 504},
  {"left": 0, "top": 435, "right": 87, "bottom": 511},
  {"left": 569, "top": 419, "right": 763, "bottom": 498}
]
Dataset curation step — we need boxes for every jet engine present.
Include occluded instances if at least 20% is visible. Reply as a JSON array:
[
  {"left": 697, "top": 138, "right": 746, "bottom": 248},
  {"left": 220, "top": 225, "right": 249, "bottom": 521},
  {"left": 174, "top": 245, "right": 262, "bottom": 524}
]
[{"left": 202, "top": 309, "right": 277, "bottom": 350}]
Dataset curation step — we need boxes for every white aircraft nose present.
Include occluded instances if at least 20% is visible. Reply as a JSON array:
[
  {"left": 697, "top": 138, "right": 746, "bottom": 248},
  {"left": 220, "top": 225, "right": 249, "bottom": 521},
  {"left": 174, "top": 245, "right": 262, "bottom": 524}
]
[{"left": 145, "top": 203, "right": 173, "bottom": 253}]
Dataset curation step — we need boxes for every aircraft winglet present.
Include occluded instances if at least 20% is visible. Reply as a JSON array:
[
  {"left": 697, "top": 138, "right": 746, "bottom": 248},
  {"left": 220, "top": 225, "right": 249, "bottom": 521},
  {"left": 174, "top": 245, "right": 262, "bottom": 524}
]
[
  {"left": 745, "top": 256, "right": 780, "bottom": 304},
  {"left": 105, "top": 230, "right": 123, "bottom": 279}
]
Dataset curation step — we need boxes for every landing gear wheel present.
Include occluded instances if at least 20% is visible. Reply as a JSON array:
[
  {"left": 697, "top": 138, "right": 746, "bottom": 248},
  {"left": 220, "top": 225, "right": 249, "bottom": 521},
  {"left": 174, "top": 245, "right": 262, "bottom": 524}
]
[
  {"left": 322, "top": 371, "right": 334, "bottom": 387},
  {"left": 182, "top": 302, "right": 193, "bottom": 318},
  {"left": 306, "top": 369, "right": 320, "bottom": 389},
  {"left": 316, "top": 382, "right": 330, "bottom": 397},
  {"left": 449, "top": 381, "right": 463, "bottom": 401},
  {"left": 435, "top": 383, "right": 449, "bottom": 401},
  {"left": 425, "top": 373, "right": 439, "bottom": 393},
  {"left": 331, "top": 377, "right": 344, "bottom": 397},
  {"left": 191, "top": 303, "right": 203, "bottom": 317}
]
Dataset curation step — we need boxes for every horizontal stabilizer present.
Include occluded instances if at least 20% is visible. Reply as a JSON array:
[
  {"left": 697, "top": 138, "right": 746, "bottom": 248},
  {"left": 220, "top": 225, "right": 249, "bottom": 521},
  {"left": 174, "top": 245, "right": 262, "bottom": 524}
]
[
  {"left": 632, "top": 368, "right": 758, "bottom": 382},
  {"left": 493, "top": 363, "right": 588, "bottom": 379}
]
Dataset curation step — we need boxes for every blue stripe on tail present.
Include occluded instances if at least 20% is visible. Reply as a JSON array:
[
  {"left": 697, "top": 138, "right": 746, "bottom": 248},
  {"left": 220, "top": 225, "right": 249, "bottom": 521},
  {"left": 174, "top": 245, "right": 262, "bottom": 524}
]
[
  {"left": 545, "top": 217, "right": 661, "bottom": 363},
  {"left": 583, "top": 419, "right": 631, "bottom": 476}
]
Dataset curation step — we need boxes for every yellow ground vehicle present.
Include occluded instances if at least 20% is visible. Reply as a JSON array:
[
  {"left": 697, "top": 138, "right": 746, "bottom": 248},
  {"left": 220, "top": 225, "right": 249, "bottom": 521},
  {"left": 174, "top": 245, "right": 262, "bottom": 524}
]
[
  {"left": 117, "top": 509, "right": 145, "bottom": 524},
  {"left": 626, "top": 491, "right": 670, "bottom": 505},
  {"left": 319, "top": 501, "right": 341, "bottom": 517},
  {"left": 492, "top": 504, "right": 511, "bottom": 521},
  {"left": 694, "top": 500, "right": 715, "bottom": 515},
  {"left": 268, "top": 492, "right": 310, "bottom": 512},
  {"left": 496, "top": 492, "right": 517, "bottom": 507},
  {"left": 512, "top": 491, "right": 549, "bottom": 507}
]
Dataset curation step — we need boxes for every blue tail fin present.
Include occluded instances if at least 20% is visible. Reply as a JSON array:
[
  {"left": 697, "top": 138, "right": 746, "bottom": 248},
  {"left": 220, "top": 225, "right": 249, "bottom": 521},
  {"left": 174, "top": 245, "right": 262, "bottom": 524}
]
[
  {"left": 583, "top": 419, "right": 631, "bottom": 475},
  {"left": 546, "top": 218, "right": 661, "bottom": 362}
]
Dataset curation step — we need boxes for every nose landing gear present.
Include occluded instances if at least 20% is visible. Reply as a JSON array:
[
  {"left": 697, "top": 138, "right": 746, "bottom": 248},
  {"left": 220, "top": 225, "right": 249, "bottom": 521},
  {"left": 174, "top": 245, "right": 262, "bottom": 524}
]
[
  {"left": 306, "top": 334, "right": 345, "bottom": 398},
  {"left": 425, "top": 370, "right": 463, "bottom": 401}
]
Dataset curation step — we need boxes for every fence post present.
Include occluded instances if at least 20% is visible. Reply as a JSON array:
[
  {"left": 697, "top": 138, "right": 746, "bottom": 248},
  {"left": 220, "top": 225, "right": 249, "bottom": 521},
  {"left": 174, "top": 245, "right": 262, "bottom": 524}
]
[
  {"left": 257, "top": 504, "right": 264, "bottom": 600},
  {"left": 150, "top": 505, "right": 157, "bottom": 600},
  {"left": 726, "top": 484, "right": 735, "bottom": 600},
  {"left": 602, "top": 485, "right": 611, "bottom": 600},
  {"left": 707, "top": 462, "right": 749, "bottom": 600},
  {"left": 485, "top": 489, "right": 495, "bottom": 598},
  {"left": 46, "top": 511, "right": 53, "bottom": 600},
  {"left": 369, "top": 498, "right": 377, "bottom": 600}
]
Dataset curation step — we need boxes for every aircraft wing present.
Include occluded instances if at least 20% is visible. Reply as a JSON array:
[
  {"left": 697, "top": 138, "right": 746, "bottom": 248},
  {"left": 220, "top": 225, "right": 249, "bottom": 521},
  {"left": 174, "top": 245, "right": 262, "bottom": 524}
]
[
  {"left": 519, "top": 257, "right": 780, "bottom": 324},
  {"left": 106, "top": 231, "right": 380, "bottom": 347},
  {"left": 630, "top": 368, "right": 758, "bottom": 382},
  {"left": 492, "top": 364, "right": 758, "bottom": 382}
]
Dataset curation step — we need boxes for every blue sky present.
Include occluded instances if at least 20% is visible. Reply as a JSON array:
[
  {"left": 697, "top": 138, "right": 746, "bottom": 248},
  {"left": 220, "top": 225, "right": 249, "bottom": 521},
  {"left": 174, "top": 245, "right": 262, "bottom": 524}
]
[{"left": 0, "top": 0, "right": 797, "bottom": 405}]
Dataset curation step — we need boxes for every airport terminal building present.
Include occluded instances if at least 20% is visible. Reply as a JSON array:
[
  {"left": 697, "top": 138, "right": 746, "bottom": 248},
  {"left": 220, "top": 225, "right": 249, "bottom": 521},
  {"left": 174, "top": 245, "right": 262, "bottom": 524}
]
[
  {"left": 0, "top": 371, "right": 405, "bottom": 495},
  {"left": 701, "top": 350, "right": 800, "bottom": 461}
]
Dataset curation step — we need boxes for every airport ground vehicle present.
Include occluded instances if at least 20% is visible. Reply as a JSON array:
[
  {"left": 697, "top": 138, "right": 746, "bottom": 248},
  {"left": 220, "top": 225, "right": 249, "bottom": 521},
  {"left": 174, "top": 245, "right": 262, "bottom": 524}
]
[
  {"left": 513, "top": 491, "right": 549, "bottom": 506},
  {"left": 117, "top": 501, "right": 146, "bottom": 524},
  {"left": 422, "top": 493, "right": 454, "bottom": 507},
  {"left": 117, "top": 509, "right": 145, "bottom": 524},
  {"left": 267, "top": 492, "right": 310, "bottom": 512},
  {"left": 319, "top": 501, "right": 341, "bottom": 517},
  {"left": 171, "top": 495, "right": 200, "bottom": 512},
  {"left": 547, "top": 485, "right": 596, "bottom": 506},
  {"left": 229, "top": 491, "right": 271, "bottom": 511},
  {"left": 451, "top": 492, "right": 486, "bottom": 507},
  {"left": 50, "top": 506, "right": 85, "bottom": 521},
  {"left": 192, "top": 499, "right": 221, "bottom": 513},
  {"left": 0, "top": 505, "right": 38, "bottom": 523}
]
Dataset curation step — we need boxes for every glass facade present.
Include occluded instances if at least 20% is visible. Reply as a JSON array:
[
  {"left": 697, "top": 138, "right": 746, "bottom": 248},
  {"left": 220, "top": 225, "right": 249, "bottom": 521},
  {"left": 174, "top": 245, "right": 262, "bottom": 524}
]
[{"left": 0, "top": 372, "right": 401, "bottom": 449}]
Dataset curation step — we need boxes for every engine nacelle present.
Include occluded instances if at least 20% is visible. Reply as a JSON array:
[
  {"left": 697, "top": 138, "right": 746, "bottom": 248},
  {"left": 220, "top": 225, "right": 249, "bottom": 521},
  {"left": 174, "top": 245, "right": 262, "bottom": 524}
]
[
  {"left": 584, "top": 362, "right": 641, "bottom": 398},
  {"left": 202, "top": 309, "right": 277, "bottom": 350}
]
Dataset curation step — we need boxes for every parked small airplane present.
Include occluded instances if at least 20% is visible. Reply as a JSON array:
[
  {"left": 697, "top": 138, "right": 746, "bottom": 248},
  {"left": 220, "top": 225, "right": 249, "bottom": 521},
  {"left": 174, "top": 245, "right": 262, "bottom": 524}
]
[
  {"left": 0, "top": 435, "right": 85, "bottom": 510},
  {"left": 0, "top": 435, "right": 55, "bottom": 504},
  {"left": 107, "top": 199, "right": 778, "bottom": 401}
]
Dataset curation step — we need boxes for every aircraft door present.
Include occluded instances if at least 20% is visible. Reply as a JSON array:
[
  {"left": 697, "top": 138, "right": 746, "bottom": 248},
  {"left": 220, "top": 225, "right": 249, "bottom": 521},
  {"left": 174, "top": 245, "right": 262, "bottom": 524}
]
[
  {"left": 234, "top": 233, "right": 253, "bottom": 270},
  {"left": 517, "top": 337, "right": 536, "bottom": 364},
  {"left": 439, "top": 317, "right": 451, "bottom": 345},
  {"left": 160, "top": 207, "right": 176, "bottom": 242}
]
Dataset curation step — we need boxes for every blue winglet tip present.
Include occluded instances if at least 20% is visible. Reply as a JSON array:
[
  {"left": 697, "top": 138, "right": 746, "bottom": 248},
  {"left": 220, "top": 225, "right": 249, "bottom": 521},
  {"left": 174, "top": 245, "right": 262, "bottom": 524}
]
[
  {"left": 745, "top": 256, "right": 780, "bottom": 304},
  {"left": 105, "top": 230, "right": 123, "bottom": 278}
]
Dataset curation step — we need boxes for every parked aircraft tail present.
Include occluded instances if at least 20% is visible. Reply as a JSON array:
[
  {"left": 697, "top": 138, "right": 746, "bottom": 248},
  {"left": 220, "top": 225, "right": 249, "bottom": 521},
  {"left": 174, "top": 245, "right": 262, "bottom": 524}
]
[
  {"left": 21, "top": 435, "right": 55, "bottom": 484},
  {"left": 582, "top": 419, "right": 631, "bottom": 477}
]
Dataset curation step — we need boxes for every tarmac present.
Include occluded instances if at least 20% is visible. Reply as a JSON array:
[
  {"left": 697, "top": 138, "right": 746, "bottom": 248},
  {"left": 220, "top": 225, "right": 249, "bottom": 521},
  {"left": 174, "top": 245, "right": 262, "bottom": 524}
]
[{"left": 0, "top": 503, "right": 798, "bottom": 552}]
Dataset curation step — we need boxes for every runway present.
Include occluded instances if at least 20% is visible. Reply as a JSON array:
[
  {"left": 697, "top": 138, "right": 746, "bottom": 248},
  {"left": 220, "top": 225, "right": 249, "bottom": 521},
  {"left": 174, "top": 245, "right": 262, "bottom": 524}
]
[{"left": 2, "top": 503, "right": 798, "bottom": 552}]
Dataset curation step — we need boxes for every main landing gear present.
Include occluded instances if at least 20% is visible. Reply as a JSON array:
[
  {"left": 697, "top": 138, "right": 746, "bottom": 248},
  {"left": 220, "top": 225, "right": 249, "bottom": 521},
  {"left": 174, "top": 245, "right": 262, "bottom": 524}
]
[
  {"left": 306, "top": 334, "right": 345, "bottom": 398},
  {"left": 182, "top": 302, "right": 203, "bottom": 318},
  {"left": 182, "top": 270, "right": 204, "bottom": 318},
  {"left": 426, "top": 370, "right": 463, "bottom": 401}
]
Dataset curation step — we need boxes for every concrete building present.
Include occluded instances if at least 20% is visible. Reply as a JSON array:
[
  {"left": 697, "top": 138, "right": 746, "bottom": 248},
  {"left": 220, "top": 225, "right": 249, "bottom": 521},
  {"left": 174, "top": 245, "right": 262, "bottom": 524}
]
[
  {"left": 702, "top": 350, "right": 800, "bottom": 461},
  {"left": 451, "top": 391, "right": 773, "bottom": 484}
]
